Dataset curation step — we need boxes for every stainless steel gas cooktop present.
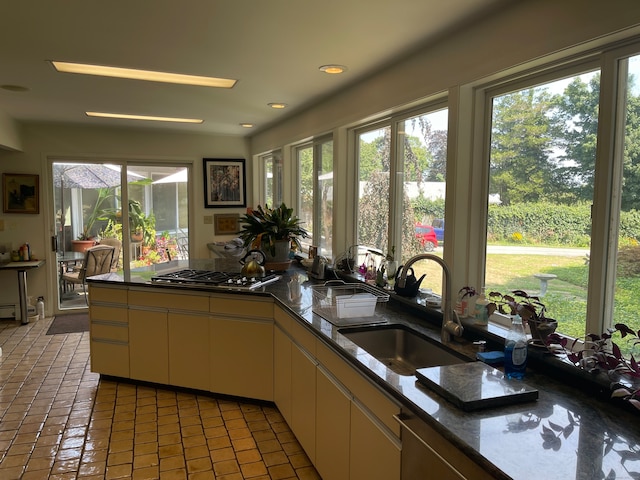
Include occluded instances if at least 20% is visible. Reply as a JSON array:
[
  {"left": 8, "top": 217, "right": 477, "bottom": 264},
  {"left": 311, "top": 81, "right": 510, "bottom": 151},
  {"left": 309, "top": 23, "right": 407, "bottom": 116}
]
[{"left": 150, "top": 269, "right": 280, "bottom": 291}]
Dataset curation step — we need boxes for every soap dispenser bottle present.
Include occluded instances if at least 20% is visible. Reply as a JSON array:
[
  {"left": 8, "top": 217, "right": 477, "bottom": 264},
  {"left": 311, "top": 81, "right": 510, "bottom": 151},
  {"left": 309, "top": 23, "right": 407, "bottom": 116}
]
[
  {"left": 473, "top": 288, "right": 489, "bottom": 325},
  {"left": 504, "top": 314, "right": 528, "bottom": 379}
]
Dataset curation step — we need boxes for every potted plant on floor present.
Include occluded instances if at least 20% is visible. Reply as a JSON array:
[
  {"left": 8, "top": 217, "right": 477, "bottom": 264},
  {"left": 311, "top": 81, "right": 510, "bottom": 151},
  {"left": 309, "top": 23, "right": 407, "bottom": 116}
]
[
  {"left": 239, "top": 203, "right": 309, "bottom": 270},
  {"left": 72, "top": 187, "right": 115, "bottom": 252}
]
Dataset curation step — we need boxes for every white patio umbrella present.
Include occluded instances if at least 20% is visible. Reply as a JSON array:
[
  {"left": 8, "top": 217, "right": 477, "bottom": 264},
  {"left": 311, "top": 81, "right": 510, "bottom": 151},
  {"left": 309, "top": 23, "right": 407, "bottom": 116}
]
[
  {"left": 152, "top": 168, "right": 188, "bottom": 184},
  {"left": 53, "top": 163, "right": 142, "bottom": 252}
]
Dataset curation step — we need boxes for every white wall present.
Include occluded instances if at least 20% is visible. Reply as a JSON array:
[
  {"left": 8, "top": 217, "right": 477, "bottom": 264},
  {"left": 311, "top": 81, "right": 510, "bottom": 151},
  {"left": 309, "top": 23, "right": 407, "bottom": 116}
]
[
  {"left": 0, "top": 109, "right": 23, "bottom": 151},
  {"left": 250, "top": 0, "right": 640, "bottom": 152},
  {"left": 0, "top": 123, "right": 248, "bottom": 314}
]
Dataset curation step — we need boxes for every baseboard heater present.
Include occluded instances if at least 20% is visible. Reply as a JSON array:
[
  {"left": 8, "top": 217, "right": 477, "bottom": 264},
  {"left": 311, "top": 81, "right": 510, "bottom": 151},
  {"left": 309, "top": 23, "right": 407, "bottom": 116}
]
[{"left": 0, "top": 304, "right": 18, "bottom": 319}]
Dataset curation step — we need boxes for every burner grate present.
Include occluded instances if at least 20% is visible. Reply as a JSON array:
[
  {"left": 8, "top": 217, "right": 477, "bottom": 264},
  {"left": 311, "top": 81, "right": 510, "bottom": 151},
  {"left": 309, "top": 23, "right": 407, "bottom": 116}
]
[{"left": 150, "top": 269, "right": 280, "bottom": 290}]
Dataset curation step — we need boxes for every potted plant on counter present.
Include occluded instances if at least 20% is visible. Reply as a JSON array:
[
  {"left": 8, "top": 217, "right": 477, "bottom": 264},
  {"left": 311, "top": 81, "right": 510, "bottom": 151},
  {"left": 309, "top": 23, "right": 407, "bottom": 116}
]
[
  {"left": 486, "top": 289, "right": 558, "bottom": 345},
  {"left": 239, "top": 203, "right": 309, "bottom": 270}
]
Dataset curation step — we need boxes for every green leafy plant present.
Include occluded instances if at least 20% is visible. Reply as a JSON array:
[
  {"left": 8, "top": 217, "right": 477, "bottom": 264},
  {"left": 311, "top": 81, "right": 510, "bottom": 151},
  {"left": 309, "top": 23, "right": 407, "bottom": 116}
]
[
  {"left": 547, "top": 324, "right": 640, "bottom": 410},
  {"left": 77, "top": 187, "right": 116, "bottom": 240},
  {"left": 239, "top": 203, "right": 309, "bottom": 257},
  {"left": 486, "top": 290, "right": 558, "bottom": 343}
]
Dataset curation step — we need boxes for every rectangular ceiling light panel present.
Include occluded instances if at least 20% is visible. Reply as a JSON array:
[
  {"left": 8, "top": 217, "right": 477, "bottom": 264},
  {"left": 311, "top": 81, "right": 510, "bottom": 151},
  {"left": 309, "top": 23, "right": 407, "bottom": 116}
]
[
  {"left": 86, "top": 112, "right": 204, "bottom": 124},
  {"left": 52, "top": 61, "right": 237, "bottom": 88}
]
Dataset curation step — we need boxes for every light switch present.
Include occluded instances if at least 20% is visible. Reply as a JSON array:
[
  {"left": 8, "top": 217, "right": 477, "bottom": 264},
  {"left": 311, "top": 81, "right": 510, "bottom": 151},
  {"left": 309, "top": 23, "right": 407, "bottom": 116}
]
[{"left": 204, "top": 215, "right": 213, "bottom": 224}]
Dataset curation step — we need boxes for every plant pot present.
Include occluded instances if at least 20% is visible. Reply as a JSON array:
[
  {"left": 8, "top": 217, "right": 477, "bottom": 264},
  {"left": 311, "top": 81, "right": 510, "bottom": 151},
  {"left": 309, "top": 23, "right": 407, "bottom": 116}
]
[
  {"left": 262, "top": 239, "right": 292, "bottom": 271},
  {"left": 529, "top": 320, "right": 558, "bottom": 344},
  {"left": 71, "top": 239, "right": 95, "bottom": 252},
  {"left": 130, "top": 232, "right": 143, "bottom": 242}
]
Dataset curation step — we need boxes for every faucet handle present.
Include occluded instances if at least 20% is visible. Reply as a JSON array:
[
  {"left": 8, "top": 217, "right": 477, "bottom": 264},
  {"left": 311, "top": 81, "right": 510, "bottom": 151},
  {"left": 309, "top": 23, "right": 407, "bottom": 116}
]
[{"left": 443, "top": 320, "right": 463, "bottom": 337}]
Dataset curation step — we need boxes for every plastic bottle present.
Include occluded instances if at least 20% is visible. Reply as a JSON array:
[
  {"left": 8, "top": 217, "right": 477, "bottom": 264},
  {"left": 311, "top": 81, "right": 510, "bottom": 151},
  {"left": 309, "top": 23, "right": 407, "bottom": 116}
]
[
  {"left": 474, "top": 289, "right": 489, "bottom": 325},
  {"left": 36, "top": 297, "right": 45, "bottom": 320},
  {"left": 504, "top": 314, "right": 528, "bottom": 379}
]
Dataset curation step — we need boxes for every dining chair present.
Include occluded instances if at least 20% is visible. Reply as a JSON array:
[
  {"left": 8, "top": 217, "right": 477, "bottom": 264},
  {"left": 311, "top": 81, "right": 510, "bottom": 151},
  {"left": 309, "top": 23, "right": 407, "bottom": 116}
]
[
  {"left": 98, "top": 237, "right": 122, "bottom": 271},
  {"left": 61, "top": 245, "right": 115, "bottom": 304}
]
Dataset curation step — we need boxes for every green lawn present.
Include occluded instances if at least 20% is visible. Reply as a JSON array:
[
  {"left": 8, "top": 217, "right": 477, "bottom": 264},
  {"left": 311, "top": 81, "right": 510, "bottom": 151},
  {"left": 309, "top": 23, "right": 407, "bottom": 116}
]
[{"left": 410, "top": 252, "right": 639, "bottom": 345}]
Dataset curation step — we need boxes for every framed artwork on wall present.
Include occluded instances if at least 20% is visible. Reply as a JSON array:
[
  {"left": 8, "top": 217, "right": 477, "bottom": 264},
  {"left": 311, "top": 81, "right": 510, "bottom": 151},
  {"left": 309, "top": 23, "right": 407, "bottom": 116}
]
[
  {"left": 203, "top": 158, "right": 246, "bottom": 208},
  {"left": 2, "top": 173, "right": 39, "bottom": 214},
  {"left": 214, "top": 213, "right": 240, "bottom": 235}
]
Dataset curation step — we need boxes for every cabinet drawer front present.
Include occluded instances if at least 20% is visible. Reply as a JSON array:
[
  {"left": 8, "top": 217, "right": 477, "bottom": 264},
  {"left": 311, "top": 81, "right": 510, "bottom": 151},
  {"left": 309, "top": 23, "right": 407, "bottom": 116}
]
[
  {"left": 89, "top": 285, "right": 128, "bottom": 304},
  {"left": 91, "top": 322, "right": 128, "bottom": 342},
  {"left": 288, "top": 320, "right": 316, "bottom": 356},
  {"left": 91, "top": 340, "right": 129, "bottom": 377},
  {"left": 90, "top": 305, "right": 128, "bottom": 324},
  {"left": 274, "top": 305, "right": 293, "bottom": 331},
  {"left": 317, "top": 341, "right": 400, "bottom": 437},
  {"left": 129, "top": 290, "right": 210, "bottom": 311},
  {"left": 210, "top": 295, "right": 273, "bottom": 319}
]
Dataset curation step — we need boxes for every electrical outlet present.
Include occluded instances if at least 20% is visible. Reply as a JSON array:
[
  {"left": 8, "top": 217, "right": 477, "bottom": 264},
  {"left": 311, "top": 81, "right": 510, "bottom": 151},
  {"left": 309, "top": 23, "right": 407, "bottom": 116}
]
[{"left": 203, "top": 215, "right": 213, "bottom": 224}]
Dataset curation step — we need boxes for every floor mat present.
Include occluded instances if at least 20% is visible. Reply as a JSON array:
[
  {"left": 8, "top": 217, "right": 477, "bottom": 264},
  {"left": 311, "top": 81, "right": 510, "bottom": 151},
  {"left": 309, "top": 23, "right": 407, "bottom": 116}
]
[{"left": 46, "top": 313, "right": 89, "bottom": 335}]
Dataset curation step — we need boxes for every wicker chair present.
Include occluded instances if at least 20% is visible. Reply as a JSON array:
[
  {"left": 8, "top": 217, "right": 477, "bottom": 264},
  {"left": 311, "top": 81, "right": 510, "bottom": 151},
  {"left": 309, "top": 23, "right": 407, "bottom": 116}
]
[{"left": 61, "top": 245, "right": 115, "bottom": 304}]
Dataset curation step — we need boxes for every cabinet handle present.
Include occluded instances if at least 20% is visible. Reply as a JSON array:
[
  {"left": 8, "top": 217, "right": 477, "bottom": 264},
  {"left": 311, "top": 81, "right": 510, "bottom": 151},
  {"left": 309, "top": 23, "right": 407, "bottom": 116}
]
[{"left": 393, "top": 414, "right": 467, "bottom": 480}]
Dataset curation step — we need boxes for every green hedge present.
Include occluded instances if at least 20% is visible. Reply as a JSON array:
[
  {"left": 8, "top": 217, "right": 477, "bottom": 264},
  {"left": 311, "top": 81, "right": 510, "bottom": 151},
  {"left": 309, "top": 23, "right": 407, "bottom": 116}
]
[{"left": 411, "top": 199, "right": 640, "bottom": 246}]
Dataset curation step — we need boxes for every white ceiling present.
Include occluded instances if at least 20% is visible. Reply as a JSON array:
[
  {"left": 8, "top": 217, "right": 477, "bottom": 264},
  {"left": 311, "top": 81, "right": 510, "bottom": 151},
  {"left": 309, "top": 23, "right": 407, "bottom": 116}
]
[{"left": 0, "top": 0, "right": 506, "bottom": 137}]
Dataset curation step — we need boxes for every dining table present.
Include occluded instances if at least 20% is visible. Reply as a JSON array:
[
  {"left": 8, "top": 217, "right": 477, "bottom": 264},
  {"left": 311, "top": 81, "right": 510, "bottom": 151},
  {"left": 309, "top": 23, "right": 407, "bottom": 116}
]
[
  {"left": 0, "top": 260, "right": 46, "bottom": 324},
  {"left": 57, "top": 251, "right": 85, "bottom": 297}
]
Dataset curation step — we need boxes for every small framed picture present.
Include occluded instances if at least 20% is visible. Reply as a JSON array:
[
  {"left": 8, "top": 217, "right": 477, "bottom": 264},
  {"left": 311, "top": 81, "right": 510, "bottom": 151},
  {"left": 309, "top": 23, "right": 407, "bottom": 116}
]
[
  {"left": 3, "top": 173, "right": 39, "bottom": 214},
  {"left": 203, "top": 158, "right": 246, "bottom": 208},
  {"left": 214, "top": 213, "right": 240, "bottom": 235}
]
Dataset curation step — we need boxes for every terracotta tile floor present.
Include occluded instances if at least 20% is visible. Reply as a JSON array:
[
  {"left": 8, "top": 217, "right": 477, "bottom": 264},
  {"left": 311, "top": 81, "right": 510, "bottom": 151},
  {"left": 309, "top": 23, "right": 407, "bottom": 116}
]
[{"left": 0, "top": 317, "right": 321, "bottom": 480}]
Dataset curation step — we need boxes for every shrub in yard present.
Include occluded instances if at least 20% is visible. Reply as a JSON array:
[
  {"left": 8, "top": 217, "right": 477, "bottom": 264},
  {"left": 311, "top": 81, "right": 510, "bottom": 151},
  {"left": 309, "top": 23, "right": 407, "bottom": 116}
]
[{"left": 617, "top": 245, "right": 640, "bottom": 277}]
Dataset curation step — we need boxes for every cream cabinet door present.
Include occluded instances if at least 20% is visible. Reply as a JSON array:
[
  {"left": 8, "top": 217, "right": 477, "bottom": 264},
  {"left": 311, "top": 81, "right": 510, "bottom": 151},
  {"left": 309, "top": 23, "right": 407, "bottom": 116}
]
[
  {"left": 316, "top": 367, "right": 350, "bottom": 480},
  {"left": 129, "top": 308, "right": 169, "bottom": 384},
  {"left": 350, "top": 401, "right": 401, "bottom": 480},
  {"left": 168, "top": 312, "right": 210, "bottom": 390},
  {"left": 88, "top": 285, "right": 129, "bottom": 377},
  {"left": 89, "top": 303, "right": 129, "bottom": 377},
  {"left": 210, "top": 317, "right": 274, "bottom": 401},
  {"left": 274, "top": 325, "right": 292, "bottom": 423},
  {"left": 291, "top": 343, "right": 317, "bottom": 463}
]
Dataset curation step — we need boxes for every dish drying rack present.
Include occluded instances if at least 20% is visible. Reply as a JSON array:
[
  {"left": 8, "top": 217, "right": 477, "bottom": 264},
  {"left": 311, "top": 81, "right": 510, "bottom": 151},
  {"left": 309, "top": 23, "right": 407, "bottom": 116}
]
[{"left": 311, "top": 280, "right": 390, "bottom": 326}]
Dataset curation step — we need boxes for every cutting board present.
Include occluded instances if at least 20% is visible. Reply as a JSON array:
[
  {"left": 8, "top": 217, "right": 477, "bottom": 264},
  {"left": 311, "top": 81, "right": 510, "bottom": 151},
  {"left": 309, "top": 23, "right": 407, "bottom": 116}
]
[{"left": 415, "top": 362, "right": 538, "bottom": 411}]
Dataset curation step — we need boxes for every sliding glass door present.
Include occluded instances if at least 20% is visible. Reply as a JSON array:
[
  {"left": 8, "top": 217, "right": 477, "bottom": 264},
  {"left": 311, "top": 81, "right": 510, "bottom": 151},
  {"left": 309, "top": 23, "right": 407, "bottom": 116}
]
[{"left": 51, "top": 161, "right": 189, "bottom": 311}]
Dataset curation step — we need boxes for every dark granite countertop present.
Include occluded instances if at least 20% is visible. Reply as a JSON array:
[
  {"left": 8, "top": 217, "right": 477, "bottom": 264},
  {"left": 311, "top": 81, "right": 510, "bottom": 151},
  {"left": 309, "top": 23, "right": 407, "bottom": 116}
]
[{"left": 88, "top": 260, "right": 640, "bottom": 480}]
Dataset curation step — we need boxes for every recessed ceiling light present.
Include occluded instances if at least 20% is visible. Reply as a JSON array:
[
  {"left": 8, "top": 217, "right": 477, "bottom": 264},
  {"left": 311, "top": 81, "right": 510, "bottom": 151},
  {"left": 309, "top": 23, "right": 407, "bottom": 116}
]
[
  {"left": 1, "top": 84, "right": 29, "bottom": 92},
  {"left": 268, "top": 103, "right": 287, "bottom": 109},
  {"left": 86, "top": 111, "right": 204, "bottom": 124},
  {"left": 52, "top": 61, "right": 237, "bottom": 88},
  {"left": 319, "top": 65, "right": 348, "bottom": 74},
  {"left": 240, "top": 123, "right": 254, "bottom": 128}
]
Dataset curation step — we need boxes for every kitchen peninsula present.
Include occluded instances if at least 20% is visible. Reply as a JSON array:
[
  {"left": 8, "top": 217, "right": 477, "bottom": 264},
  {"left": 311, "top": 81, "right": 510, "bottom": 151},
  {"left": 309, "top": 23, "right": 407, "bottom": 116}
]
[{"left": 87, "top": 260, "right": 640, "bottom": 480}]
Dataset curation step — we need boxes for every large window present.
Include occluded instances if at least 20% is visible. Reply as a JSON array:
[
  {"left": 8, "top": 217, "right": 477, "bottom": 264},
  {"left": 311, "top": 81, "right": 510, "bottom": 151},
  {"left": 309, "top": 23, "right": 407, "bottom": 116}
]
[
  {"left": 612, "top": 53, "right": 640, "bottom": 339},
  {"left": 260, "top": 151, "right": 283, "bottom": 207},
  {"left": 53, "top": 161, "right": 189, "bottom": 309},
  {"left": 356, "top": 107, "right": 448, "bottom": 294},
  {"left": 357, "top": 125, "right": 391, "bottom": 255},
  {"left": 484, "top": 70, "right": 600, "bottom": 338},
  {"left": 297, "top": 137, "right": 333, "bottom": 257}
]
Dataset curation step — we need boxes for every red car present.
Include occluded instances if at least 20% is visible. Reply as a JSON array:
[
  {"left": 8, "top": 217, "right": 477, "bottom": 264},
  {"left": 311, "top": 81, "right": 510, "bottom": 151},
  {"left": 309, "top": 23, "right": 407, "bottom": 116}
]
[{"left": 415, "top": 223, "right": 438, "bottom": 251}]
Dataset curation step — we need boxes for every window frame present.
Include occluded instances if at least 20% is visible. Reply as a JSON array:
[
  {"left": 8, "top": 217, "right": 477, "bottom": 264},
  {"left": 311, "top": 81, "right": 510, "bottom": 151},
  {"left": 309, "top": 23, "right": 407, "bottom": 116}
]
[
  {"left": 294, "top": 135, "right": 333, "bottom": 257},
  {"left": 352, "top": 103, "right": 449, "bottom": 261},
  {"left": 468, "top": 45, "right": 640, "bottom": 338}
]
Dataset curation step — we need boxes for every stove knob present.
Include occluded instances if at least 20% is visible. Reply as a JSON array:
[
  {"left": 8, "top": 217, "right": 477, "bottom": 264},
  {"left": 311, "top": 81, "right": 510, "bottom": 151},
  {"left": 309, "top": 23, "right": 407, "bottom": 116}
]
[{"left": 227, "top": 279, "right": 234, "bottom": 284}]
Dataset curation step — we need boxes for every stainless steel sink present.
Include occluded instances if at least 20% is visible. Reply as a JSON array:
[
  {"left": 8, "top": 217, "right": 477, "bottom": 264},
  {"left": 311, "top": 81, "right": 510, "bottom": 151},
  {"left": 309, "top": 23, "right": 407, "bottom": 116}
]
[{"left": 339, "top": 324, "right": 467, "bottom": 376}]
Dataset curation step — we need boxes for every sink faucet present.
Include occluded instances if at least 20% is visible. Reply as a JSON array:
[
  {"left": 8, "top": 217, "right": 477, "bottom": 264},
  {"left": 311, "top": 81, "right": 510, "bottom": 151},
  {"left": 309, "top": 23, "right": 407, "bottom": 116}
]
[{"left": 396, "top": 253, "right": 464, "bottom": 343}]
